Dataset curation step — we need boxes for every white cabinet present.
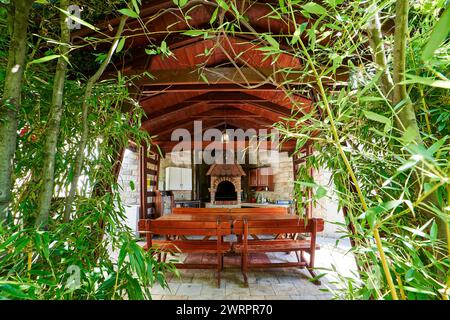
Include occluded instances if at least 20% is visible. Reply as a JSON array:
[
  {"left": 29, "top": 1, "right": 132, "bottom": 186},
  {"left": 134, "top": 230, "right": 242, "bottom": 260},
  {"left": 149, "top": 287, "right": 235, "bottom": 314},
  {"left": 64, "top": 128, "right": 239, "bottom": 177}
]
[
  {"left": 165, "top": 167, "right": 192, "bottom": 190},
  {"left": 181, "top": 167, "right": 192, "bottom": 190}
]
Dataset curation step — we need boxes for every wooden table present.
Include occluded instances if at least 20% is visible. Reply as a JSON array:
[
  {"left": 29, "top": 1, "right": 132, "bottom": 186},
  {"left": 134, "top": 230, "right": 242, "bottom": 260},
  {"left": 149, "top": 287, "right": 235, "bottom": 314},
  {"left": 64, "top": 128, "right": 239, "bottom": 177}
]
[{"left": 155, "top": 213, "right": 302, "bottom": 240}]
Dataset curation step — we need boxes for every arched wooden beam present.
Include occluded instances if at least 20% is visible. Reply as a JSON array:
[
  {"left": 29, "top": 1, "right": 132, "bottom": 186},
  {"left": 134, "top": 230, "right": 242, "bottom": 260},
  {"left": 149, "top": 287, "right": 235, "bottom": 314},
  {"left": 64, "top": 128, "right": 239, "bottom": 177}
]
[
  {"left": 141, "top": 99, "right": 291, "bottom": 129},
  {"left": 130, "top": 67, "right": 347, "bottom": 88},
  {"left": 73, "top": 1, "right": 318, "bottom": 51},
  {"left": 153, "top": 117, "right": 273, "bottom": 141},
  {"left": 140, "top": 91, "right": 298, "bottom": 131},
  {"left": 148, "top": 35, "right": 301, "bottom": 71},
  {"left": 152, "top": 140, "right": 298, "bottom": 153}
]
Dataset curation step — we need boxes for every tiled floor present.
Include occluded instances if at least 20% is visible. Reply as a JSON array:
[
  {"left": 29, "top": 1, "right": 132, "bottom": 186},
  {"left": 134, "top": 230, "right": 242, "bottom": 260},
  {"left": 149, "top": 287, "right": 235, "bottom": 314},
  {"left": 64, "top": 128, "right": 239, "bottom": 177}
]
[{"left": 149, "top": 236, "right": 357, "bottom": 300}]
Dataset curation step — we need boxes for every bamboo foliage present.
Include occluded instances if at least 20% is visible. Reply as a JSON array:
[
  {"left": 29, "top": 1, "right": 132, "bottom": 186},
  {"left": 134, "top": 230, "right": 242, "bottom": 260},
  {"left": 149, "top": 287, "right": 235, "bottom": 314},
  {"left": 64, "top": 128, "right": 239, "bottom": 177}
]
[
  {"left": 0, "top": 1, "right": 175, "bottom": 299},
  {"left": 0, "top": 0, "right": 448, "bottom": 300}
]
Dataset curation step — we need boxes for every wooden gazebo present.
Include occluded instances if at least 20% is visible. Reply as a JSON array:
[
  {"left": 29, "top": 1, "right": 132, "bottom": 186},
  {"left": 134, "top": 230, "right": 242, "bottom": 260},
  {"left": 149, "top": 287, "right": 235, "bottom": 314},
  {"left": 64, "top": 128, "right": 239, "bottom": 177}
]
[{"left": 75, "top": 0, "right": 346, "bottom": 220}]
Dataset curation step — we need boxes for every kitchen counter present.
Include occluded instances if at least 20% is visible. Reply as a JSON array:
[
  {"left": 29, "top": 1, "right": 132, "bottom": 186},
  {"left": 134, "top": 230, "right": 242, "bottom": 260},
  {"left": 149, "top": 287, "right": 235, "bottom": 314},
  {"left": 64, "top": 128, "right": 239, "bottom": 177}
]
[
  {"left": 204, "top": 202, "right": 291, "bottom": 209},
  {"left": 240, "top": 202, "right": 291, "bottom": 208}
]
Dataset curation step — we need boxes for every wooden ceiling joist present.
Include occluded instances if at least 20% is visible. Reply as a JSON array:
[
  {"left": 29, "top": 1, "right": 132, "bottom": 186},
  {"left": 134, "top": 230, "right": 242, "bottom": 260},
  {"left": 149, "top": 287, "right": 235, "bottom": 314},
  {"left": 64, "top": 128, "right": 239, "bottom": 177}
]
[
  {"left": 73, "top": 1, "right": 346, "bottom": 153},
  {"left": 131, "top": 67, "right": 347, "bottom": 87}
]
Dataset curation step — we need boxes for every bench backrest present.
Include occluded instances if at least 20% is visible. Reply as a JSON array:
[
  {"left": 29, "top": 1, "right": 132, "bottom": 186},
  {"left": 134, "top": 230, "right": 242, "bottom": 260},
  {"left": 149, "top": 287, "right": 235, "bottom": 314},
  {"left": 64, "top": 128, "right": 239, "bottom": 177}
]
[
  {"left": 233, "top": 217, "right": 324, "bottom": 235},
  {"left": 138, "top": 219, "right": 232, "bottom": 236},
  {"left": 173, "top": 207, "right": 288, "bottom": 216}
]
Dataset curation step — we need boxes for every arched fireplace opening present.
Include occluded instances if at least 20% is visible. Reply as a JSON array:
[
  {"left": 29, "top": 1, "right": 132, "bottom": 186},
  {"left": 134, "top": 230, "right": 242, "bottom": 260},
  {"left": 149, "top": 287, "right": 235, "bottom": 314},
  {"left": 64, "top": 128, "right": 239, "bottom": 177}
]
[{"left": 215, "top": 180, "right": 237, "bottom": 201}]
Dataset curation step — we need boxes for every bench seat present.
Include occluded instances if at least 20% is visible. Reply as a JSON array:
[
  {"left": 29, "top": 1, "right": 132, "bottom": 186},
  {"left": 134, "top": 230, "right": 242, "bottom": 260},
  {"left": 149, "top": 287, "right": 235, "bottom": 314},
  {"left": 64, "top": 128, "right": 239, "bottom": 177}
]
[
  {"left": 145, "top": 240, "right": 232, "bottom": 253},
  {"left": 234, "top": 217, "right": 324, "bottom": 286},
  {"left": 233, "top": 239, "right": 320, "bottom": 253}
]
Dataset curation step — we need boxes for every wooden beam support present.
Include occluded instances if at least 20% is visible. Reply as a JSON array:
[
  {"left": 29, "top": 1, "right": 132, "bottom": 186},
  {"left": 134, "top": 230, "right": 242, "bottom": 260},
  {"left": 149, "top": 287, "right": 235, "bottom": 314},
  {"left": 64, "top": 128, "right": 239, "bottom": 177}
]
[
  {"left": 131, "top": 67, "right": 347, "bottom": 87},
  {"left": 141, "top": 83, "right": 282, "bottom": 94},
  {"left": 152, "top": 140, "right": 297, "bottom": 152}
]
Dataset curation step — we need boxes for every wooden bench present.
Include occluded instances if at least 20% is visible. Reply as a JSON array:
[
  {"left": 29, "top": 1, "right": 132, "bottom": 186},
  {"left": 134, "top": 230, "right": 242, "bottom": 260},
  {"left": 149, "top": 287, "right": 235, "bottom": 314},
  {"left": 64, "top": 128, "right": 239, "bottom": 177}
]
[
  {"left": 172, "top": 207, "right": 289, "bottom": 241},
  {"left": 233, "top": 217, "right": 324, "bottom": 286},
  {"left": 138, "top": 218, "right": 233, "bottom": 287}
]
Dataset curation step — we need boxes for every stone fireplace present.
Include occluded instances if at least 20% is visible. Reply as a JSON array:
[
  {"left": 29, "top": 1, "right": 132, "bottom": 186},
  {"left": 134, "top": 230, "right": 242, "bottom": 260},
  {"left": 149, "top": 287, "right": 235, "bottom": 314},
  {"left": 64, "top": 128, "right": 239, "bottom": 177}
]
[{"left": 207, "top": 164, "right": 245, "bottom": 206}]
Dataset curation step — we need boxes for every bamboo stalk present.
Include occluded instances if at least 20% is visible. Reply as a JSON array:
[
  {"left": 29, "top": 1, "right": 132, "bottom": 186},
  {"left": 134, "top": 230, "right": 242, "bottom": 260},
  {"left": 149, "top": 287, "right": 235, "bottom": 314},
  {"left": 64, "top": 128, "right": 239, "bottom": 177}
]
[
  {"left": 296, "top": 28, "right": 399, "bottom": 300},
  {"left": 0, "top": 0, "right": 34, "bottom": 220},
  {"left": 35, "top": 0, "right": 70, "bottom": 229},
  {"left": 64, "top": 16, "right": 128, "bottom": 222}
]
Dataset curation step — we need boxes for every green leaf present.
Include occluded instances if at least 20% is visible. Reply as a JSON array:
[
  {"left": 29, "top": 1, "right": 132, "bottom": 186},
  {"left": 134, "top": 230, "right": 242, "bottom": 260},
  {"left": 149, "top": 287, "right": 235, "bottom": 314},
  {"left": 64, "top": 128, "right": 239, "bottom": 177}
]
[
  {"left": 173, "top": 0, "right": 188, "bottom": 7},
  {"left": 210, "top": 7, "right": 219, "bottom": 24},
  {"left": 422, "top": 6, "right": 450, "bottom": 61},
  {"left": 263, "top": 34, "right": 280, "bottom": 50},
  {"left": 160, "top": 40, "right": 168, "bottom": 54},
  {"left": 28, "top": 55, "right": 61, "bottom": 65},
  {"left": 291, "top": 22, "right": 308, "bottom": 45},
  {"left": 397, "top": 159, "right": 418, "bottom": 172},
  {"left": 132, "top": 0, "right": 140, "bottom": 14},
  {"left": 217, "top": 0, "right": 230, "bottom": 11},
  {"left": 315, "top": 186, "right": 327, "bottom": 199},
  {"left": 302, "top": 2, "right": 327, "bottom": 15},
  {"left": 363, "top": 110, "right": 392, "bottom": 132},
  {"left": 430, "top": 221, "right": 438, "bottom": 243},
  {"left": 366, "top": 208, "right": 377, "bottom": 230},
  {"left": 118, "top": 8, "right": 139, "bottom": 19},
  {"left": 116, "top": 37, "right": 126, "bottom": 53},
  {"left": 403, "top": 286, "right": 437, "bottom": 296},
  {"left": 403, "top": 74, "right": 450, "bottom": 89},
  {"left": 279, "top": 0, "right": 287, "bottom": 14},
  {"left": 400, "top": 125, "right": 419, "bottom": 145},
  {"left": 182, "top": 30, "right": 205, "bottom": 37},
  {"left": 428, "top": 137, "right": 446, "bottom": 155}
]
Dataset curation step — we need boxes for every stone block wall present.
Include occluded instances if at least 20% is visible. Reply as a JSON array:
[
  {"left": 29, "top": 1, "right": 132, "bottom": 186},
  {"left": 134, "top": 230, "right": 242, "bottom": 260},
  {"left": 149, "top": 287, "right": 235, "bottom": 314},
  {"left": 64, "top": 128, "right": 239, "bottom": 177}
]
[
  {"left": 117, "top": 149, "right": 140, "bottom": 206},
  {"left": 313, "top": 169, "right": 346, "bottom": 238},
  {"left": 254, "top": 151, "right": 294, "bottom": 201}
]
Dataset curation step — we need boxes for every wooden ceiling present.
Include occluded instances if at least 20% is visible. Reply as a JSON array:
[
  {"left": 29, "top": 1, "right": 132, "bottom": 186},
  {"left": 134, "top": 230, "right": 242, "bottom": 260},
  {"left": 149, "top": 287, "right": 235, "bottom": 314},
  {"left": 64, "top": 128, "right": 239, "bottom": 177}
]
[{"left": 76, "top": 1, "right": 347, "bottom": 153}]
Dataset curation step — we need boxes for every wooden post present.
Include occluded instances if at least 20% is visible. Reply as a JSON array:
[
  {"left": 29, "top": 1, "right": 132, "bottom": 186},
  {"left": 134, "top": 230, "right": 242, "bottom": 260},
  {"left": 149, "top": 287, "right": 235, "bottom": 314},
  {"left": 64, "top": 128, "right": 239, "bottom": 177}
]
[
  {"left": 306, "top": 145, "right": 313, "bottom": 219},
  {"left": 139, "top": 143, "right": 148, "bottom": 219}
]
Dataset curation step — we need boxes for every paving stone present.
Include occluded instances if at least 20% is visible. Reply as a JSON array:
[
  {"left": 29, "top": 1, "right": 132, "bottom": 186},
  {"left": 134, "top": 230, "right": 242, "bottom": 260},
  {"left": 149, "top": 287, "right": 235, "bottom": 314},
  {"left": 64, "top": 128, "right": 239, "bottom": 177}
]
[
  {"left": 177, "top": 283, "right": 203, "bottom": 296},
  {"left": 223, "top": 294, "right": 240, "bottom": 300},
  {"left": 239, "top": 295, "right": 265, "bottom": 300},
  {"left": 290, "top": 295, "right": 317, "bottom": 300},
  {"left": 151, "top": 282, "right": 180, "bottom": 295},
  {"left": 200, "top": 283, "right": 227, "bottom": 296},
  {"left": 272, "top": 283, "right": 299, "bottom": 295},
  {"left": 264, "top": 295, "right": 291, "bottom": 300},
  {"left": 225, "top": 283, "right": 251, "bottom": 296},
  {"left": 189, "top": 295, "right": 226, "bottom": 300},
  {"left": 162, "top": 295, "right": 189, "bottom": 300},
  {"left": 249, "top": 284, "right": 276, "bottom": 296},
  {"left": 314, "top": 293, "right": 334, "bottom": 300},
  {"left": 255, "top": 273, "right": 280, "bottom": 284},
  {"left": 136, "top": 237, "right": 358, "bottom": 301}
]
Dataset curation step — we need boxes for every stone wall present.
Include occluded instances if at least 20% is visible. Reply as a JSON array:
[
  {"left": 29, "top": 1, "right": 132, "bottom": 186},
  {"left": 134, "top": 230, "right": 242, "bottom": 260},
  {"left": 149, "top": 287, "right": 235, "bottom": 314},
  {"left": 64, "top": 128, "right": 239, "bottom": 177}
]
[
  {"left": 313, "top": 169, "right": 346, "bottom": 238},
  {"left": 253, "top": 151, "right": 345, "bottom": 238},
  {"left": 117, "top": 149, "right": 140, "bottom": 206},
  {"left": 254, "top": 151, "right": 294, "bottom": 201}
]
